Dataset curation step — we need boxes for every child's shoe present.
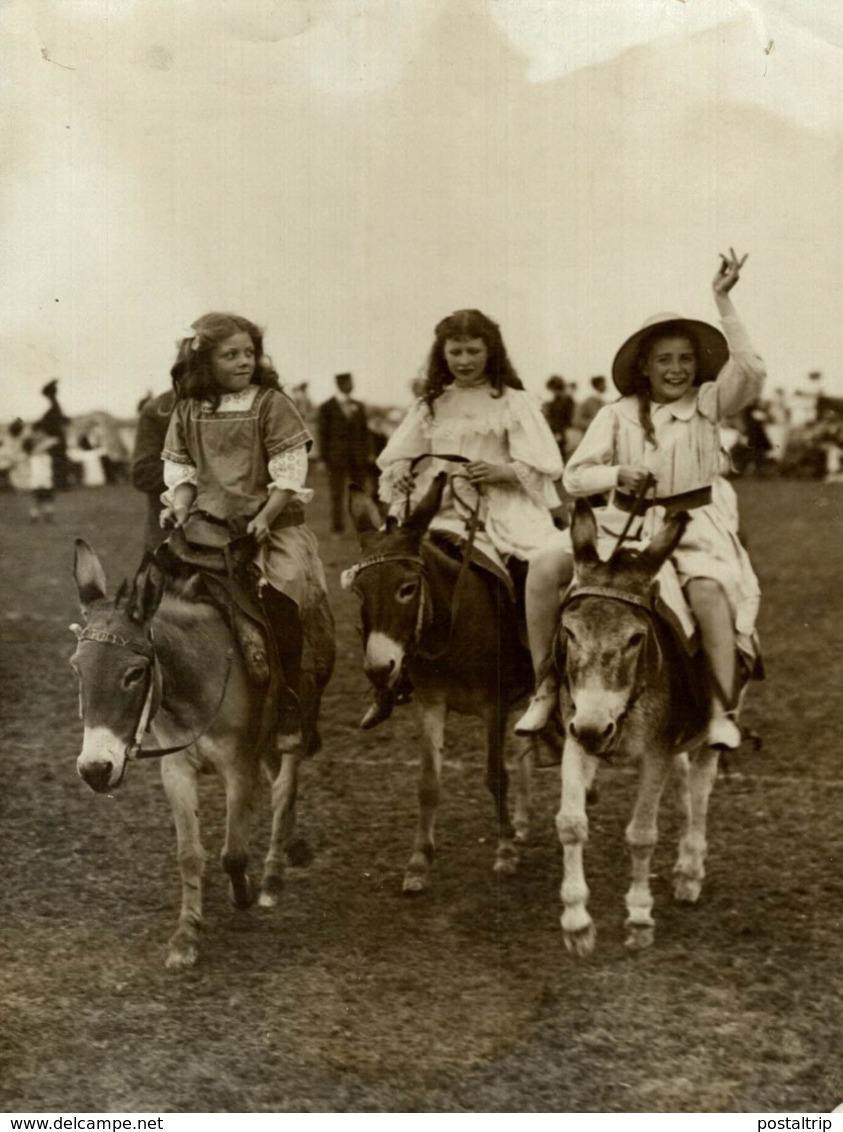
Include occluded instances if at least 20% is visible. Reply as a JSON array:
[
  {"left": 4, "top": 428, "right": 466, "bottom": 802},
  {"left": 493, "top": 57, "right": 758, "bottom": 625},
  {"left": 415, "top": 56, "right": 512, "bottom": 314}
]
[
  {"left": 707, "top": 712, "right": 742, "bottom": 750},
  {"left": 514, "top": 676, "right": 558, "bottom": 735},
  {"left": 360, "top": 690, "right": 394, "bottom": 730}
]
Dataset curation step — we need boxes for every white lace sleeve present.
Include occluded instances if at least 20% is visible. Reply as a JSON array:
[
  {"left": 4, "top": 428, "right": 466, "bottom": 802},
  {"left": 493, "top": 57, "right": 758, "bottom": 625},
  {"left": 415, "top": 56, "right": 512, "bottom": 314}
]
[
  {"left": 268, "top": 445, "right": 313, "bottom": 504},
  {"left": 511, "top": 460, "right": 562, "bottom": 509},
  {"left": 161, "top": 459, "right": 198, "bottom": 507}
]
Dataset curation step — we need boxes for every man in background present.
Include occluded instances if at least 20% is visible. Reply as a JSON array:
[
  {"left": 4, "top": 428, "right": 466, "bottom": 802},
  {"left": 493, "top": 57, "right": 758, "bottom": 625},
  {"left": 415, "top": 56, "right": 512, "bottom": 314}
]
[
  {"left": 542, "top": 375, "right": 574, "bottom": 460},
  {"left": 318, "top": 373, "right": 372, "bottom": 534},
  {"left": 572, "top": 375, "right": 608, "bottom": 434},
  {"left": 131, "top": 389, "right": 176, "bottom": 550},
  {"left": 38, "top": 379, "right": 72, "bottom": 489}
]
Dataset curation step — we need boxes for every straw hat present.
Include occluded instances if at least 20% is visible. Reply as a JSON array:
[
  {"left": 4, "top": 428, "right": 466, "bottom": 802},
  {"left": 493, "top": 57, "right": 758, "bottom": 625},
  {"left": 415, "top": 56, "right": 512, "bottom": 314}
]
[{"left": 611, "top": 312, "right": 728, "bottom": 396}]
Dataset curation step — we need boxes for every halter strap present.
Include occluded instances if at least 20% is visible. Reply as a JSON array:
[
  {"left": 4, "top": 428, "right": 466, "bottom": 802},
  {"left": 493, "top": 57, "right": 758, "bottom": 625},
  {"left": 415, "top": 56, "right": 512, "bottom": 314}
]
[
  {"left": 564, "top": 584, "right": 653, "bottom": 612},
  {"left": 71, "top": 621, "right": 234, "bottom": 761},
  {"left": 341, "top": 553, "right": 425, "bottom": 590},
  {"left": 73, "top": 624, "right": 154, "bottom": 658}
]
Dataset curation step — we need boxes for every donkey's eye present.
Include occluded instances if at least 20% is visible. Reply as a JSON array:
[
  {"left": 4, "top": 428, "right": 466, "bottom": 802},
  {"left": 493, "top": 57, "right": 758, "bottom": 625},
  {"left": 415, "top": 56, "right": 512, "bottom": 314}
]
[
  {"left": 123, "top": 666, "right": 148, "bottom": 688},
  {"left": 396, "top": 581, "right": 419, "bottom": 603},
  {"left": 626, "top": 632, "right": 645, "bottom": 650}
]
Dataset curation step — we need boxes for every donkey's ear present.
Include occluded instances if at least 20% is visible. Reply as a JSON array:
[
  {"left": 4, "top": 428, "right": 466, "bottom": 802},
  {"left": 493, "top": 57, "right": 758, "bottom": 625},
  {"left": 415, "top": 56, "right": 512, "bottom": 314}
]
[
  {"left": 638, "top": 511, "right": 690, "bottom": 575},
  {"left": 404, "top": 472, "right": 447, "bottom": 537},
  {"left": 73, "top": 540, "right": 107, "bottom": 610},
  {"left": 570, "top": 499, "right": 600, "bottom": 571},
  {"left": 127, "top": 556, "right": 165, "bottom": 624},
  {"left": 348, "top": 484, "right": 382, "bottom": 536}
]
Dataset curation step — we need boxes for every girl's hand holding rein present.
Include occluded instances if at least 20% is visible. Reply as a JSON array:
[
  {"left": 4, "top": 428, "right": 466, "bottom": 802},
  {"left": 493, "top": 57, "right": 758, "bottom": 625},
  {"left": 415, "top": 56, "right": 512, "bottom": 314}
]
[
  {"left": 617, "top": 465, "right": 652, "bottom": 492},
  {"left": 465, "top": 460, "right": 517, "bottom": 486},
  {"left": 247, "top": 514, "right": 272, "bottom": 544},
  {"left": 712, "top": 248, "right": 748, "bottom": 297}
]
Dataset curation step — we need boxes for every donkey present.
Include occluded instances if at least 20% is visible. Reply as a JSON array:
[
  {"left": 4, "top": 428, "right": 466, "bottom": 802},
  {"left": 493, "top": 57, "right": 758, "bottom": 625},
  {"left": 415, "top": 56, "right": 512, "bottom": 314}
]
[
  {"left": 347, "top": 474, "right": 536, "bottom": 891},
  {"left": 555, "top": 499, "right": 721, "bottom": 956},
  {"left": 70, "top": 540, "right": 324, "bottom": 969}
]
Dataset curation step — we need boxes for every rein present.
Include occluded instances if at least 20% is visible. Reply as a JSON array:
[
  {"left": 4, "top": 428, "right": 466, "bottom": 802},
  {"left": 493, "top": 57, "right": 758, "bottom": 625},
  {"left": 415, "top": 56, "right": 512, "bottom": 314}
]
[
  {"left": 72, "top": 623, "right": 235, "bottom": 762},
  {"left": 610, "top": 472, "right": 656, "bottom": 556},
  {"left": 406, "top": 453, "right": 485, "bottom": 662},
  {"left": 347, "top": 452, "right": 486, "bottom": 665}
]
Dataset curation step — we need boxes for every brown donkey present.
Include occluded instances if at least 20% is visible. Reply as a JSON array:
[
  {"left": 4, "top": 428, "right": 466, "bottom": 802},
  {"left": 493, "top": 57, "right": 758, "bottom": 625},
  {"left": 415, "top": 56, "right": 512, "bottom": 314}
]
[
  {"left": 70, "top": 540, "right": 326, "bottom": 969},
  {"left": 347, "top": 475, "right": 535, "bottom": 891},
  {"left": 556, "top": 499, "right": 725, "bottom": 956}
]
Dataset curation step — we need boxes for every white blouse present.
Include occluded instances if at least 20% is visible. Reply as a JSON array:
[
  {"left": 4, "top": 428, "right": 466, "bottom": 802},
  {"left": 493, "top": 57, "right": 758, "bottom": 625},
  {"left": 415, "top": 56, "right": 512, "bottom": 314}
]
[{"left": 378, "top": 383, "right": 564, "bottom": 561}]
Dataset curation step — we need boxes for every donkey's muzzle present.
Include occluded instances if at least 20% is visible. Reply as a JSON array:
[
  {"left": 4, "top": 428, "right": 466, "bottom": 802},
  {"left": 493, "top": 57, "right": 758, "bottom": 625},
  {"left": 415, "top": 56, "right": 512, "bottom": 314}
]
[
  {"left": 78, "top": 759, "right": 116, "bottom": 793},
  {"left": 363, "top": 632, "right": 404, "bottom": 691},
  {"left": 568, "top": 719, "right": 618, "bottom": 758}
]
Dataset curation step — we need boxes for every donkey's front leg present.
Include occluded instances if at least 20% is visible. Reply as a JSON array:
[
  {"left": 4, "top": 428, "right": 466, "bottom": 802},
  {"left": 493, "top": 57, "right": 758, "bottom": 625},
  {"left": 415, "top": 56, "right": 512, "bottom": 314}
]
[
  {"left": 261, "top": 750, "right": 300, "bottom": 907},
  {"left": 673, "top": 747, "right": 720, "bottom": 904},
  {"left": 160, "top": 755, "right": 205, "bottom": 969},
  {"left": 624, "top": 751, "right": 672, "bottom": 951},
  {"left": 403, "top": 696, "right": 446, "bottom": 894},
  {"left": 511, "top": 732, "right": 533, "bottom": 846},
  {"left": 484, "top": 711, "right": 519, "bottom": 875},
  {"left": 220, "top": 754, "right": 260, "bottom": 911},
  {"left": 556, "top": 739, "right": 598, "bottom": 956}
]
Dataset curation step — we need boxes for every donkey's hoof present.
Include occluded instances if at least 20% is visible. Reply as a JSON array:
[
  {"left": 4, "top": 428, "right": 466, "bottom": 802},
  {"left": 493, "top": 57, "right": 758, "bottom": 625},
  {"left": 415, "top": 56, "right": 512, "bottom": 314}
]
[
  {"left": 624, "top": 924, "right": 655, "bottom": 952},
  {"left": 674, "top": 875, "right": 702, "bottom": 904},
  {"left": 402, "top": 871, "right": 429, "bottom": 895},
  {"left": 166, "top": 938, "right": 198, "bottom": 970},
  {"left": 229, "top": 875, "right": 255, "bottom": 910},
  {"left": 493, "top": 843, "right": 519, "bottom": 875},
  {"left": 513, "top": 823, "right": 529, "bottom": 845},
  {"left": 562, "top": 920, "right": 596, "bottom": 958},
  {"left": 259, "top": 873, "right": 284, "bottom": 907}
]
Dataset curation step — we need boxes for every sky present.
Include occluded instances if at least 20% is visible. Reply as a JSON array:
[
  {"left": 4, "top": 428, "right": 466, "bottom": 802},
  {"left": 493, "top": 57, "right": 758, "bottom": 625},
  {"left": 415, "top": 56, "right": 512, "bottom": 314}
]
[{"left": 2, "top": 0, "right": 842, "bottom": 421}]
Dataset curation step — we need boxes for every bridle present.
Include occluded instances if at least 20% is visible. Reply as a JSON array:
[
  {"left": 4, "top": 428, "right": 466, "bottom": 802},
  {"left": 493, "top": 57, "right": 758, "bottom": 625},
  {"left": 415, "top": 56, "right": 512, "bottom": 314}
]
[
  {"left": 343, "top": 553, "right": 430, "bottom": 659},
  {"left": 71, "top": 622, "right": 234, "bottom": 767},
  {"left": 345, "top": 453, "right": 486, "bottom": 664}
]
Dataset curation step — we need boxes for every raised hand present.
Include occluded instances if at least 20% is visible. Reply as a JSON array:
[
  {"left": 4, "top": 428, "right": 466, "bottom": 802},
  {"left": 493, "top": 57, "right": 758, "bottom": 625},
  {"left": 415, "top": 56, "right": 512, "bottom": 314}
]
[{"left": 712, "top": 248, "right": 748, "bottom": 296}]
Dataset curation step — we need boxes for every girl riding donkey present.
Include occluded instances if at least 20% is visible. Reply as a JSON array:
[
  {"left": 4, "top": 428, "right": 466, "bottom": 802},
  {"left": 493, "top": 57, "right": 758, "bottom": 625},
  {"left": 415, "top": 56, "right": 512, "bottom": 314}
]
[
  {"left": 370, "top": 308, "right": 567, "bottom": 728},
  {"left": 161, "top": 312, "right": 334, "bottom": 757},
  {"left": 516, "top": 251, "right": 765, "bottom": 751}
]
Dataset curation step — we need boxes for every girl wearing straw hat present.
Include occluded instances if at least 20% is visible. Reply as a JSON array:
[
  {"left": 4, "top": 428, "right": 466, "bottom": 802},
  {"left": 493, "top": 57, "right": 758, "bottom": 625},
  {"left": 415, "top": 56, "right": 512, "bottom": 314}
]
[{"left": 516, "top": 251, "right": 764, "bottom": 751}]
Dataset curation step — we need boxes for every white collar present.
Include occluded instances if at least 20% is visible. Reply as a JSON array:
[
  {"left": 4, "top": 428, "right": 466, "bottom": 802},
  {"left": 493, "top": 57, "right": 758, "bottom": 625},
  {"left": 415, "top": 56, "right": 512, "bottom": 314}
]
[{"left": 617, "top": 389, "right": 698, "bottom": 422}]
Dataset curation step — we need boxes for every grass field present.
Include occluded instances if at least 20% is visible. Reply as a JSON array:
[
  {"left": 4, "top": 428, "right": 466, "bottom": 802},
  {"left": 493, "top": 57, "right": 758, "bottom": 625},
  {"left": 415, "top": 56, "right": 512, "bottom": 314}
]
[{"left": 1, "top": 471, "right": 842, "bottom": 1113}]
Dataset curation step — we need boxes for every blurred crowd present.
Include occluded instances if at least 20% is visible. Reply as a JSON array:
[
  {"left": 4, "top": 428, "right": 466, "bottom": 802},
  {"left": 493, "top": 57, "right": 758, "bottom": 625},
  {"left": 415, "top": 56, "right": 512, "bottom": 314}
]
[
  {"left": 2, "top": 367, "right": 841, "bottom": 527},
  {"left": 0, "top": 380, "right": 132, "bottom": 521}
]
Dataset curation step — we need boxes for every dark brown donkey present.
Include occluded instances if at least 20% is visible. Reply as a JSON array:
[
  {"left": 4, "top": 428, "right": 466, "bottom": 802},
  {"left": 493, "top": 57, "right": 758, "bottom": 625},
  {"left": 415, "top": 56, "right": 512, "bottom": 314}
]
[
  {"left": 555, "top": 499, "right": 729, "bottom": 957},
  {"left": 347, "top": 474, "right": 536, "bottom": 891}
]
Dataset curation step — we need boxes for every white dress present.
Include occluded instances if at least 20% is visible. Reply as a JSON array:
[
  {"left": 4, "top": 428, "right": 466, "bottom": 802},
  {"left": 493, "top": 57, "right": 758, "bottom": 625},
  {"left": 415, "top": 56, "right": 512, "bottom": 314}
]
[
  {"left": 378, "top": 384, "right": 564, "bottom": 567},
  {"left": 562, "top": 306, "right": 765, "bottom": 653}
]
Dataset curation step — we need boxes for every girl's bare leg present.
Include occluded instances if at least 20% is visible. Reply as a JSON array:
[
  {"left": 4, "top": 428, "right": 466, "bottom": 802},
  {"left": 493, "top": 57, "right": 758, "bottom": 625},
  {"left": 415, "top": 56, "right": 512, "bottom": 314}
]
[
  {"left": 686, "top": 578, "right": 741, "bottom": 748},
  {"left": 515, "top": 545, "right": 573, "bottom": 734}
]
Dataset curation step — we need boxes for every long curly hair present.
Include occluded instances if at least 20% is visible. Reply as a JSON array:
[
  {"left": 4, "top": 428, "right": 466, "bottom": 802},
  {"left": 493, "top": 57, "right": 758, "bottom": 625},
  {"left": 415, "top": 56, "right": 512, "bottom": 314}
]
[
  {"left": 422, "top": 309, "right": 523, "bottom": 414},
  {"left": 630, "top": 320, "right": 700, "bottom": 448},
  {"left": 171, "top": 312, "right": 282, "bottom": 411}
]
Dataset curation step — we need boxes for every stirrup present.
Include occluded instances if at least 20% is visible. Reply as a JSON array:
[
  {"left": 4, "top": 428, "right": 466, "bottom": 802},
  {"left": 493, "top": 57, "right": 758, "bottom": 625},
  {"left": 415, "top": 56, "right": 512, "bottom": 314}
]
[
  {"left": 707, "top": 713, "right": 742, "bottom": 751},
  {"left": 514, "top": 683, "right": 557, "bottom": 735}
]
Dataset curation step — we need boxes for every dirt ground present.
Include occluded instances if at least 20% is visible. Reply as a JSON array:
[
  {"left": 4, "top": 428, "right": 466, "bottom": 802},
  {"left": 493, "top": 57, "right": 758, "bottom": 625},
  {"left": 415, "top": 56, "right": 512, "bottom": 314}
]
[{"left": 1, "top": 471, "right": 842, "bottom": 1113}]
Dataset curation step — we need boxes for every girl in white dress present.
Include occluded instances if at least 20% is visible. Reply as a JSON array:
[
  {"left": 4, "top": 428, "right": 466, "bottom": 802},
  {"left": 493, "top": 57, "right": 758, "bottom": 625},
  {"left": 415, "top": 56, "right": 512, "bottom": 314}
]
[
  {"left": 516, "top": 252, "right": 764, "bottom": 751},
  {"left": 370, "top": 308, "right": 566, "bottom": 726}
]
